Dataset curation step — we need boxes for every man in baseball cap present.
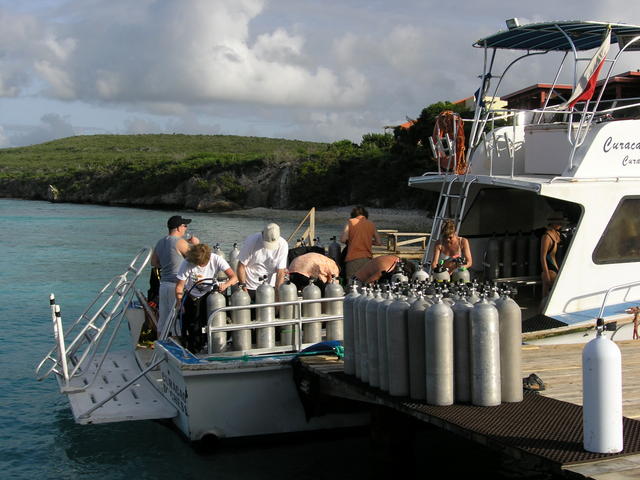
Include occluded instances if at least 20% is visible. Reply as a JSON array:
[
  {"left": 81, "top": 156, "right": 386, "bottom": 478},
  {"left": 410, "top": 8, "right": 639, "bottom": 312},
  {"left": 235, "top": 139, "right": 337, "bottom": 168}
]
[
  {"left": 150, "top": 215, "right": 199, "bottom": 337},
  {"left": 167, "top": 215, "right": 192, "bottom": 229}
]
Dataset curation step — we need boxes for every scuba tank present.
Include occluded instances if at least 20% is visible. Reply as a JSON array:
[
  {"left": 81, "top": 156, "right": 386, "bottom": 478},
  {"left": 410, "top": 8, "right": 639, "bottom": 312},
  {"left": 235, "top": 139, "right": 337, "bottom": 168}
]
[
  {"left": 485, "top": 234, "right": 500, "bottom": 280},
  {"left": 228, "top": 242, "right": 240, "bottom": 273},
  {"left": 390, "top": 261, "right": 408, "bottom": 284},
  {"left": 302, "top": 279, "right": 322, "bottom": 344},
  {"left": 213, "top": 243, "right": 228, "bottom": 281},
  {"left": 411, "top": 262, "right": 429, "bottom": 282},
  {"left": 278, "top": 276, "right": 299, "bottom": 347},
  {"left": 327, "top": 236, "right": 341, "bottom": 265},
  {"left": 256, "top": 276, "right": 275, "bottom": 348},
  {"left": 230, "top": 285, "right": 252, "bottom": 351},
  {"left": 433, "top": 260, "right": 450, "bottom": 282},
  {"left": 324, "top": 276, "right": 344, "bottom": 341},
  {"left": 451, "top": 257, "right": 470, "bottom": 283}
]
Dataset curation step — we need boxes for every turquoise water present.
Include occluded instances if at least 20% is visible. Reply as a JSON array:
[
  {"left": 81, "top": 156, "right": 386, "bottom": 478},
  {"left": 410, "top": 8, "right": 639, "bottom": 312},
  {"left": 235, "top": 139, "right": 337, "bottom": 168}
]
[
  {"left": 0, "top": 198, "right": 375, "bottom": 480},
  {"left": 0, "top": 198, "right": 556, "bottom": 479}
]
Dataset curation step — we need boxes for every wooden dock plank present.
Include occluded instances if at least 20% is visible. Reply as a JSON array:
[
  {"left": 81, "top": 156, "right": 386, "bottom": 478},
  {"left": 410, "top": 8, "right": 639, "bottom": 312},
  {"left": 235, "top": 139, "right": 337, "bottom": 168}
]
[
  {"left": 522, "top": 339, "right": 640, "bottom": 420},
  {"left": 296, "top": 338, "right": 640, "bottom": 480}
]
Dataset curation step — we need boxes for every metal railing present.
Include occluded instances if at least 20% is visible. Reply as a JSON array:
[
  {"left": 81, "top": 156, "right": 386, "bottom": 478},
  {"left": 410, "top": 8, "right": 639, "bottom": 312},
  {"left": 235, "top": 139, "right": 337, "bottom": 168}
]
[
  {"left": 204, "top": 296, "right": 344, "bottom": 355},
  {"left": 597, "top": 280, "right": 640, "bottom": 320},
  {"left": 35, "top": 248, "right": 152, "bottom": 392}
]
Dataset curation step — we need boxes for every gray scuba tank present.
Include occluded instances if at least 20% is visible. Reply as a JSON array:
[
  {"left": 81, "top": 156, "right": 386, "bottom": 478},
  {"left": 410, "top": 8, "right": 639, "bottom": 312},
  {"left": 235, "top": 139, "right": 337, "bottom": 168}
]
[
  {"left": 230, "top": 285, "right": 251, "bottom": 351},
  {"left": 206, "top": 290, "right": 227, "bottom": 353},
  {"left": 470, "top": 296, "right": 501, "bottom": 406},
  {"left": 278, "top": 277, "right": 298, "bottom": 347},
  {"left": 229, "top": 242, "right": 240, "bottom": 273},
  {"left": 213, "top": 243, "right": 228, "bottom": 280},
  {"left": 324, "top": 277, "right": 344, "bottom": 341},
  {"left": 425, "top": 296, "right": 454, "bottom": 406},
  {"left": 343, "top": 283, "right": 360, "bottom": 375},
  {"left": 327, "top": 236, "right": 342, "bottom": 265},
  {"left": 302, "top": 279, "right": 322, "bottom": 344},
  {"left": 256, "top": 276, "right": 275, "bottom": 348}
]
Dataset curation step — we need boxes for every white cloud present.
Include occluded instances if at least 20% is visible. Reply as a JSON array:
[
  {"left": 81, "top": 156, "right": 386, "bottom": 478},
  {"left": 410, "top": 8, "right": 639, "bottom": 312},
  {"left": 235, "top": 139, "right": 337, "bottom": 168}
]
[
  {"left": 2, "top": 0, "right": 640, "bottom": 147},
  {"left": 0, "top": 0, "right": 368, "bottom": 109},
  {"left": 9, "top": 113, "right": 76, "bottom": 146}
]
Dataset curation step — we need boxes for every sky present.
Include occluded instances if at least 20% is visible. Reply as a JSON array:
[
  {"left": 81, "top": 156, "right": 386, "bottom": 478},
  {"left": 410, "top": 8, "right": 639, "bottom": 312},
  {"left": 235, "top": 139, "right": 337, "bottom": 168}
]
[{"left": 0, "top": 0, "right": 639, "bottom": 147}]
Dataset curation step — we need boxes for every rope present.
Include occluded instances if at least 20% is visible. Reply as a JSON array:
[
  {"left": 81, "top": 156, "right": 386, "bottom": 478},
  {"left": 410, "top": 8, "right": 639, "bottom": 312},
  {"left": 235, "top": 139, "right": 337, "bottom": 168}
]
[{"left": 432, "top": 110, "right": 467, "bottom": 174}]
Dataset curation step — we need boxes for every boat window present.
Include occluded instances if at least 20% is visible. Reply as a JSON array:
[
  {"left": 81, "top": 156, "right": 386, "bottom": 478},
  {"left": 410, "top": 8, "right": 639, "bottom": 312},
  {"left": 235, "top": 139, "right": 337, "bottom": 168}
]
[{"left": 593, "top": 197, "right": 640, "bottom": 264}]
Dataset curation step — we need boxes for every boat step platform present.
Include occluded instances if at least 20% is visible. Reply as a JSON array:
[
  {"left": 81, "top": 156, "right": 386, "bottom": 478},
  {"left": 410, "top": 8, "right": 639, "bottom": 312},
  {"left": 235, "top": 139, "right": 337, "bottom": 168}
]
[
  {"left": 60, "top": 351, "right": 177, "bottom": 425},
  {"left": 294, "top": 347, "right": 640, "bottom": 479}
]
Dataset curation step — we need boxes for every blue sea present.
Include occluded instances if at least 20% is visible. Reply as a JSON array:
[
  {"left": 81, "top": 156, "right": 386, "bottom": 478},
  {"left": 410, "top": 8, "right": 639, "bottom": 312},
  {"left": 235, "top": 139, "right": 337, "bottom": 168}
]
[{"left": 0, "top": 198, "right": 556, "bottom": 479}]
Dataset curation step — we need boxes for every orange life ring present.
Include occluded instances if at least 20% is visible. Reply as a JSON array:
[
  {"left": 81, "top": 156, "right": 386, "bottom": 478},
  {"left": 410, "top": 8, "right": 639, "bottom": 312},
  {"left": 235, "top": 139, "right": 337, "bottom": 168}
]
[{"left": 432, "top": 111, "right": 467, "bottom": 174}]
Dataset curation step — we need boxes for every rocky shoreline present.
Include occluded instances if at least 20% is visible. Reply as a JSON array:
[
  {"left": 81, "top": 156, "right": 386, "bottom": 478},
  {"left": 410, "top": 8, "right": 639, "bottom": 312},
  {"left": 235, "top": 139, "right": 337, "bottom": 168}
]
[{"left": 224, "top": 206, "right": 433, "bottom": 231}]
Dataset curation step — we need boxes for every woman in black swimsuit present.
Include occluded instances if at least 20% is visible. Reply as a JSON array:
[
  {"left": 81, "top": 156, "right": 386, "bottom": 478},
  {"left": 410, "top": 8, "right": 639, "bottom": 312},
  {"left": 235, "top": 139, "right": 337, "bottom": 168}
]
[{"left": 540, "top": 213, "right": 568, "bottom": 297}]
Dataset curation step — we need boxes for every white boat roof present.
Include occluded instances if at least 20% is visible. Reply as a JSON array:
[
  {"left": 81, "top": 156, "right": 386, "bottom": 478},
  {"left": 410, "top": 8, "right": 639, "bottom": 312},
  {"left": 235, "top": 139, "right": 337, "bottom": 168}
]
[
  {"left": 474, "top": 20, "right": 640, "bottom": 51},
  {"left": 408, "top": 173, "right": 640, "bottom": 194}
]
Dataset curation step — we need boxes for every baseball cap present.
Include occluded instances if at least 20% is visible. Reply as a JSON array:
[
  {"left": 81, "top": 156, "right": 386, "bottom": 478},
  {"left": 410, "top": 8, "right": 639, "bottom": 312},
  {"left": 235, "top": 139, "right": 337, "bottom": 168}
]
[
  {"left": 167, "top": 215, "right": 192, "bottom": 229},
  {"left": 262, "top": 223, "right": 280, "bottom": 250}
]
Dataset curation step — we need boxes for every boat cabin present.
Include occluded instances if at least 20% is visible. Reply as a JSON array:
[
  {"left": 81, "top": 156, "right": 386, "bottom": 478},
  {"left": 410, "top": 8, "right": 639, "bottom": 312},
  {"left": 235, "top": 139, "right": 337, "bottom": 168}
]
[{"left": 409, "top": 20, "right": 640, "bottom": 334}]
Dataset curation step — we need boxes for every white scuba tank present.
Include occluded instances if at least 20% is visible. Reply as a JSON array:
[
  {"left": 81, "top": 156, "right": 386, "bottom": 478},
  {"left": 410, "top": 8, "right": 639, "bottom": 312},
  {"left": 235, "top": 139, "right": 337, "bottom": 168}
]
[
  {"left": 451, "top": 266, "right": 470, "bottom": 283},
  {"left": 412, "top": 262, "right": 429, "bottom": 282},
  {"left": 582, "top": 319, "right": 623, "bottom": 453},
  {"left": 433, "top": 261, "right": 450, "bottom": 283}
]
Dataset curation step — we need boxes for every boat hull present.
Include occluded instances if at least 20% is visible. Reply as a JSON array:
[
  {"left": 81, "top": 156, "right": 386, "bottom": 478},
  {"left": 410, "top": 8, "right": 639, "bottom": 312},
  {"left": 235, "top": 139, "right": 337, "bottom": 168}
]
[{"left": 155, "top": 342, "right": 369, "bottom": 441}]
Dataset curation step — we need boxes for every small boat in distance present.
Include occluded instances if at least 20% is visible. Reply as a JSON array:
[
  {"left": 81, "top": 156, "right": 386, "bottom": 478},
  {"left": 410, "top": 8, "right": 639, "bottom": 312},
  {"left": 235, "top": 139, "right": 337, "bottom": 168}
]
[{"left": 410, "top": 19, "right": 640, "bottom": 344}]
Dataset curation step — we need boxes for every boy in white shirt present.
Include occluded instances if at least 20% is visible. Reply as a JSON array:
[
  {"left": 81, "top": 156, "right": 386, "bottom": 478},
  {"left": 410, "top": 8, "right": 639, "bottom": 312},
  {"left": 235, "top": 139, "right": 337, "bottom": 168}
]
[{"left": 175, "top": 244, "right": 238, "bottom": 351}]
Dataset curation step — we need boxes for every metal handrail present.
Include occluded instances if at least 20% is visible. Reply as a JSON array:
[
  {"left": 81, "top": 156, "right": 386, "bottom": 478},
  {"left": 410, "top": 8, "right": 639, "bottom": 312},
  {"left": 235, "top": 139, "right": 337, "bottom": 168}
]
[
  {"left": 205, "top": 296, "right": 344, "bottom": 355},
  {"left": 597, "top": 280, "right": 640, "bottom": 320},
  {"left": 35, "top": 248, "right": 152, "bottom": 391}
]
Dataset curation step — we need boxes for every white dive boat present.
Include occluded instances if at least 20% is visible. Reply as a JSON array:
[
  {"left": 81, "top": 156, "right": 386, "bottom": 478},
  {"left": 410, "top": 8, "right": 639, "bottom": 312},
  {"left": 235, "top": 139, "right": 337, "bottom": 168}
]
[
  {"left": 35, "top": 243, "right": 368, "bottom": 443},
  {"left": 410, "top": 20, "right": 640, "bottom": 345}
]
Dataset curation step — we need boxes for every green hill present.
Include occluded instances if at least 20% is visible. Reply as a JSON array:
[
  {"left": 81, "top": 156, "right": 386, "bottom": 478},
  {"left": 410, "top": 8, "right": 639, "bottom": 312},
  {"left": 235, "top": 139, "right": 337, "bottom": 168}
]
[{"left": 0, "top": 132, "right": 436, "bottom": 211}]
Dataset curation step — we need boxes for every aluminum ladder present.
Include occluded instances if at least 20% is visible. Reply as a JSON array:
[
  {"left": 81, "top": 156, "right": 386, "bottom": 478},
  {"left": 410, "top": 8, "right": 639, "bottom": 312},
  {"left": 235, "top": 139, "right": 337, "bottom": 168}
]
[
  {"left": 424, "top": 132, "right": 476, "bottom": 269},
  {"left": 35, "top": 248, "right": 152, "bottom": 392}
]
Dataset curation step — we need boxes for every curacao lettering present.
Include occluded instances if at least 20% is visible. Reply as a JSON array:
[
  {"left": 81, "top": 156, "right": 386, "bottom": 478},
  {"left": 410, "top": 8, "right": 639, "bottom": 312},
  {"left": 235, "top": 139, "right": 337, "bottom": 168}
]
[
  {"left": 162, "top": 370, "right": 188, "bottom": 416},
  {"left": 622, "top": 155, "right": 640, "bottom": 166},
  {"left": 603, "top": 136, "right": 640, "bottom": 153}
]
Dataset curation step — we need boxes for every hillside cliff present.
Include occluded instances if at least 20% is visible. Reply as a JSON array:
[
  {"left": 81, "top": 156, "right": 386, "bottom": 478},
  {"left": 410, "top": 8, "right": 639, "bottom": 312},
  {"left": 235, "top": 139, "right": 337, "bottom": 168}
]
[{"left": 0, "top": 134, "right": 436, "bottom": 211}]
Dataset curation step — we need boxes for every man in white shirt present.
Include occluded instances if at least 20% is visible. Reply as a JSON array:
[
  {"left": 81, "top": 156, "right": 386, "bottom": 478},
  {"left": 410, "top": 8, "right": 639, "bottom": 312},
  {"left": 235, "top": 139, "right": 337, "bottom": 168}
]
[{"left": 237, "top": 223, "right": 289, "bottom": 301}]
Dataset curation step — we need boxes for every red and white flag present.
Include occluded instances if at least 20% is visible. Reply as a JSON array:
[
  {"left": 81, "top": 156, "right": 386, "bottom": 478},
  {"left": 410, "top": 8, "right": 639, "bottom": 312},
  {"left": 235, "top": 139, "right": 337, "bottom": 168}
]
[{"left": 562, "top": 27, "right": 611, "bottom": 109}]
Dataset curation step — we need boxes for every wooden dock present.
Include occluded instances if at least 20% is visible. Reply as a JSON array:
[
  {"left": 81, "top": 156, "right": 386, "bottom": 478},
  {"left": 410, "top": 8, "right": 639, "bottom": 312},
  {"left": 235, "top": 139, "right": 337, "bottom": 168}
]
[
  {"left": 296, "top": 339, "right": 640, "bottom": 479},
  {"left": 373, "top": 230, "right": 428, "bottom": 260}
]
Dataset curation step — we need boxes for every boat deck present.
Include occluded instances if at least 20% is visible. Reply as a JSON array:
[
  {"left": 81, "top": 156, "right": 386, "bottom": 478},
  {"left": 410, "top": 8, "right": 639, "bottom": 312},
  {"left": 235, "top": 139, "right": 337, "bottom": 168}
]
[{"left": 295, "top": 339, "right": 640, "bottom": 479}]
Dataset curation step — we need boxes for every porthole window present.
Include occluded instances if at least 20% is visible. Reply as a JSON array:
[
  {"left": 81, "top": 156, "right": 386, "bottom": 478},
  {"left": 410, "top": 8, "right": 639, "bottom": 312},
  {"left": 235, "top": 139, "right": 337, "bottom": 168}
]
[{"left": 593, "top": 197, "right": 640, "bottom": 264}]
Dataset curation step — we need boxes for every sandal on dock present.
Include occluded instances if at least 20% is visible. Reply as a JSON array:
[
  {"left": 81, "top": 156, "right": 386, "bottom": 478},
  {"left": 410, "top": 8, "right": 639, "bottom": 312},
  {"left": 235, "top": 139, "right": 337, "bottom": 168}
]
[{"left": 523, "top": 373, "right": 546, "bottom": 392}]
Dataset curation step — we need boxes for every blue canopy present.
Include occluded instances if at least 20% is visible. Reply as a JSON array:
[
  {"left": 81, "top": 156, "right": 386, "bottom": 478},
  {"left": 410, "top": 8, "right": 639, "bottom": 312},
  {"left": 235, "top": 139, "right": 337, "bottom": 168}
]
[{"left": 474, "top": 21, "right": 640, "bottom": 52}]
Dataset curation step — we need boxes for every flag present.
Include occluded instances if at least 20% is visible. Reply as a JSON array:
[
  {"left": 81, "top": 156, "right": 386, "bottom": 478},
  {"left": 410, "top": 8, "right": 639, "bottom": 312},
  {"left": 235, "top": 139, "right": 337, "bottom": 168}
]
[{"left": 563, "top": 27, "right": 611, "bottom": 109}]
